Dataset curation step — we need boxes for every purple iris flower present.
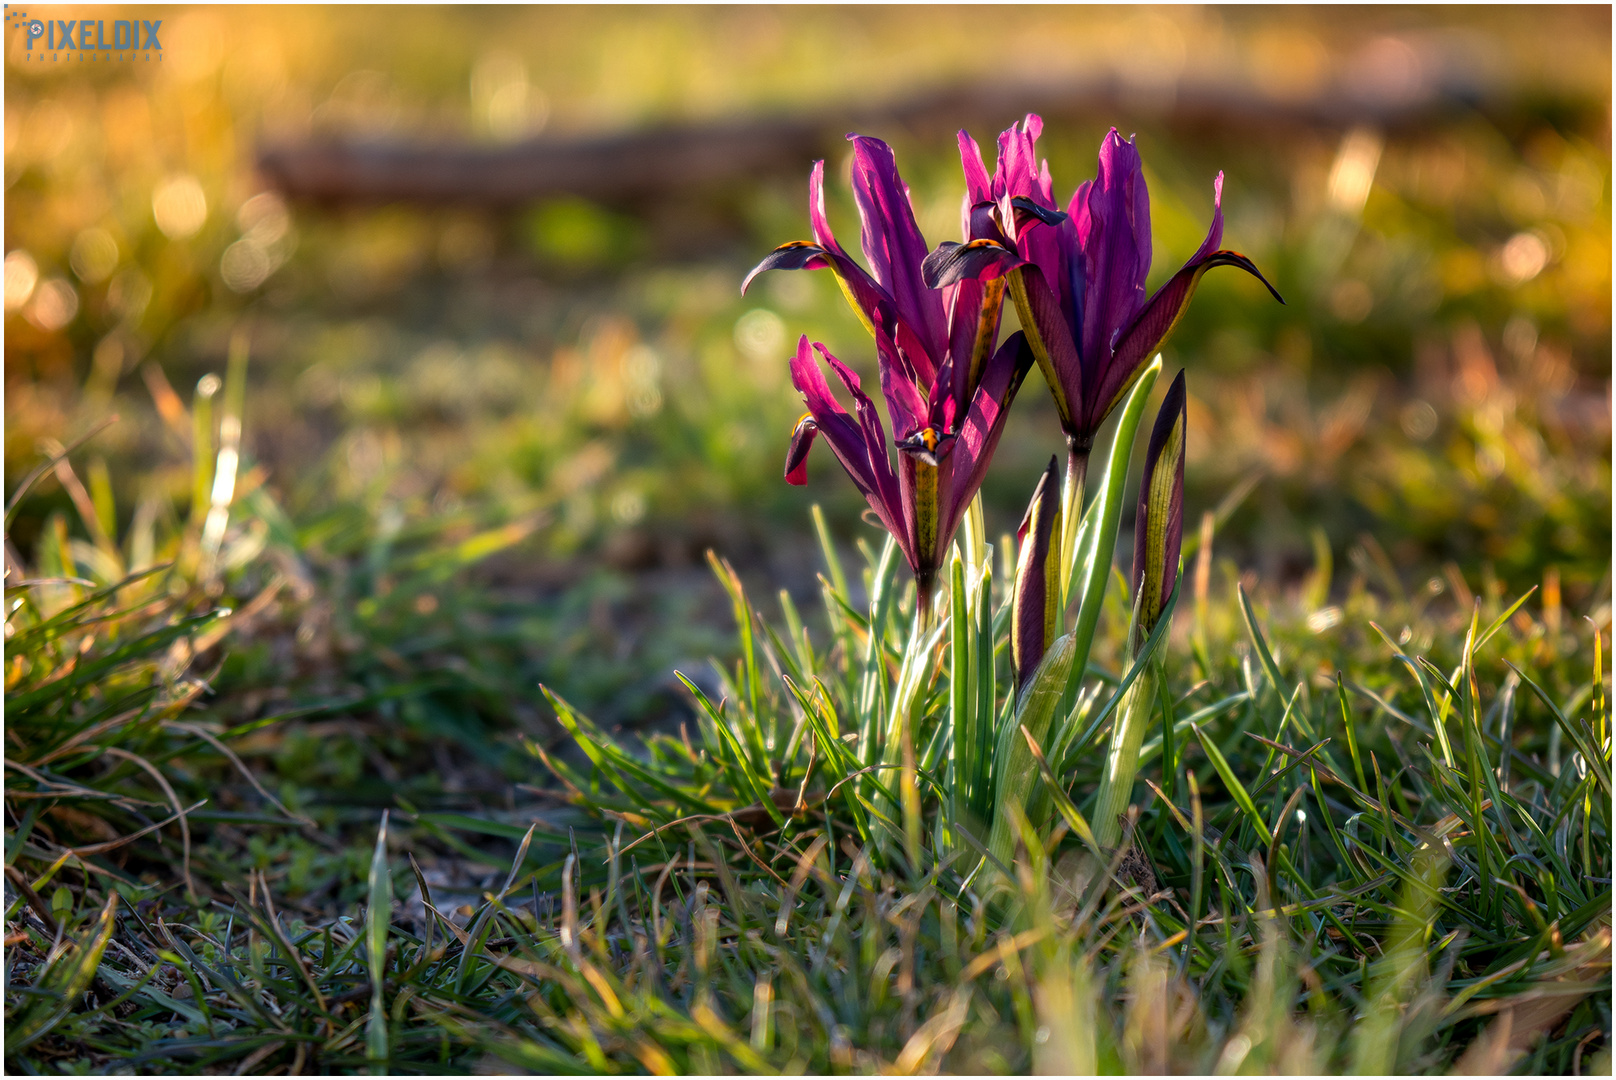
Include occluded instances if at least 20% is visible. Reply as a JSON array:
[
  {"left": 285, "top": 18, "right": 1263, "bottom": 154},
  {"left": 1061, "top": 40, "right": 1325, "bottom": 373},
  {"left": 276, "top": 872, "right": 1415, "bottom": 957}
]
[
  {"left": 743, "top": 135, "right": 1034, "bottom": 617},
  {"left": 925, "top": 118, "right": 1280, "bottom": 558}
]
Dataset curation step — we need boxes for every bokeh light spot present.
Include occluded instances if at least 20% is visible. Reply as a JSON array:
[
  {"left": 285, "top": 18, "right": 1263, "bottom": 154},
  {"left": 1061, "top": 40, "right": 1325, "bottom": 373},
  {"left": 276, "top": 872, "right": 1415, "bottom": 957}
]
[
  {"left": 734, "top": 308, "right": 786, "bottom": 364},
  {"left": 153, "top": 175, "right": 209, "bottom": 239},
  {"left": 4, "top": 249, "right": 39, "bottom": 311},
  {"left": 24, "top": 277, "right": 78, "bottom": 330},
  {"left": 69, "top": 228, "right": 120, "bottom": 284}
]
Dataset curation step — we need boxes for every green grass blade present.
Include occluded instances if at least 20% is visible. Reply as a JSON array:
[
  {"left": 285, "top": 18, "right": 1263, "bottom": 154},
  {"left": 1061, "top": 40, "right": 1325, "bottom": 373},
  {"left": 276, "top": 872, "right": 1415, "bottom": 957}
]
[
  {"left": 1052, "top": 582, "right": 1181, "bottom": 771},
  {"left": 365, "top": 811, "right": 392, "bottom": 1073},
  {"left": 7, "top": 893, "right": 119, "bottom": 1051},
  {"left": 1507, "top": 662, "right": 1611, "bottom": 798},
  {"left": 1191, "top": 721, "right": 1275, "bottom": 848}
]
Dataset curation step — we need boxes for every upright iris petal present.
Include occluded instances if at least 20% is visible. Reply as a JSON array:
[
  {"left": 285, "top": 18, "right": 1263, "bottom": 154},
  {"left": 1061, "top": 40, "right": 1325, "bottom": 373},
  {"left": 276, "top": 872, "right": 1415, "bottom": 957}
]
[{"left": 748, "top": 137, "right": 1034, "bottom": 619}]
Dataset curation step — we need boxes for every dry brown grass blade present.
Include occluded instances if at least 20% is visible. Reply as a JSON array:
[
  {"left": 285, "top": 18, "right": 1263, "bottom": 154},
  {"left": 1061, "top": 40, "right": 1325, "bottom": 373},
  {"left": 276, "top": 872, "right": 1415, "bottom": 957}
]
[
  {"left": 893, "top": 987, "right": 970, "bottom": 1073},
  {"left": 960, "top": 926, "right": 1051, "bottom": 981},
  {"left": 140, "top": 364, "right": 191, "bottom": 443},
  {"left": 44, "top": 449, "right": 117, "bottom": 556},
  {"left": 30, "top": 705, "right": 158, "bottom": 768},
  {"left": 4, "top": 760, "right": 166, "bottom": 815},
  {"left": 4, "top": 415, "right": 120, "bottom": 526},
  {"left": 99, "top": 746, "right": 196, "bottom": 897},
  {"left": 4, "top": 864, "right": 60, "bottom": 935},
  {"left": 162, "top": 720, "right": 314, "bottom": 827},
  {"left": 233, "top": 1039, "right": 286, "bottom": 1075}
]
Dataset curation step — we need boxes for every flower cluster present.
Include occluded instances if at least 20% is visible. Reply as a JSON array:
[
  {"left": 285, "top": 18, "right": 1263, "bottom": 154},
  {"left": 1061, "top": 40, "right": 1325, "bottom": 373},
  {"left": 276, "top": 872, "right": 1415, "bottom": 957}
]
[{"left": 745, "top": 116, "right": 1280, "bottom": 639}]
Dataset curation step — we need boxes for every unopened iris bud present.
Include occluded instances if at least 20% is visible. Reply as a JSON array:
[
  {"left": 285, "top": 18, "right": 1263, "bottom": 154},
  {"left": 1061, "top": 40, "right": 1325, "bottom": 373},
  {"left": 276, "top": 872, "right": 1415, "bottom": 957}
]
[
  {"left": 1130, "top": 370, "right": 1187, "bottom": 644},
  {"left": 1012, "top": 456, "right": 1062, "bottom": 691}
]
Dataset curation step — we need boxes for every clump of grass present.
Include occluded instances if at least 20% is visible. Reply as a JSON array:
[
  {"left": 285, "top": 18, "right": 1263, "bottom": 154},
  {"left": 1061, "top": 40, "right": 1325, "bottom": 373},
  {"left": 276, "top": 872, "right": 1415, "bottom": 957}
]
[
  {"left": 5, "top": 373, "right": 1610, "bottom": 1073},
  {"left": 506, "top": 508, "right": 1609, "bottom": 1073},
  {"left": 6, "top": 498, "right": 1609, "bottom": 1072},
  {"left": 6, "top": 333, "right": 1611, "bottom": 1075}
]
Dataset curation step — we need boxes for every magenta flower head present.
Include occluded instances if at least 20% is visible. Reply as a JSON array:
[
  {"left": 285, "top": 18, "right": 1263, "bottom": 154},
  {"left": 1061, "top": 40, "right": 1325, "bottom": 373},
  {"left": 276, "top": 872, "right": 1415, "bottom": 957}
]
[
  {"left": 744, "top": 135, "right": 1036, "bottom": 617},
  {"left": 925, "top": 119, "right": 1282, "bottom": 458}
]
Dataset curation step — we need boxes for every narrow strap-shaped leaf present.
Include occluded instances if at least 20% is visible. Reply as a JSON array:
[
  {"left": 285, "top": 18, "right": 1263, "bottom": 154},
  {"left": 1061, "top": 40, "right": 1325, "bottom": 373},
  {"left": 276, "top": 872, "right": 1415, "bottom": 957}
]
[
  {"left": 949, "top": 554, "right": 975, "bottom": 830},
  {"left": 1368, "top": 622, "right": 1458, "bottom": 767},
  {"left": 707, "top": 552, "right": 768, "bottom": 766},
  {"left": 1135, "top": 691, "right": 1250, "bottom": 767},
  {"left": 858, "top": 536, "right": 902, "bottom": 764},
  {"left": 678, "top": 676, "right": 782, "bottom": 825},
  {"left": 1062, "top": 356, "right": 1162, "bottom": 686},
  {"left": 989, "top": 633, "right": 1076, "bottom": 866},
  {"left": 1052, "top": 582, "right": 1180, "bottom": 771},
  {"left": 1474, "top": 587, "right": 1539, "bottom": 653}
]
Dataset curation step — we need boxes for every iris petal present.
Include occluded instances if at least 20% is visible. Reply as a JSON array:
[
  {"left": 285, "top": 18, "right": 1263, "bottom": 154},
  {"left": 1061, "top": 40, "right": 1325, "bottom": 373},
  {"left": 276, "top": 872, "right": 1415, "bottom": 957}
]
[{"left": 921, "top": 238, "right": 1023, "bottom": 289}]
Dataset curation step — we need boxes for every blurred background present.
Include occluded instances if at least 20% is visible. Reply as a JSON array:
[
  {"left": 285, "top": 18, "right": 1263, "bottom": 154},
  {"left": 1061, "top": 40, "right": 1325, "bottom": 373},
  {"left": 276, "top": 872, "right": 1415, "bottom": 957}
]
[{"left": 5, "top": 6, "right": 1610, "bottom": 790}]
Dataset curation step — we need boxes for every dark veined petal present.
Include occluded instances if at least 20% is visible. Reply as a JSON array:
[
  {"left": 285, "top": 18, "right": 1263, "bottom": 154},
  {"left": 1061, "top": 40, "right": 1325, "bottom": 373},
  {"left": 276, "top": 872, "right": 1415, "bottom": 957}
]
[
  {"left": 1012, "top": 455, "right": 1062, "bottom": 691},
  {"left": 994, "top": 114, "right": 1046, "bottom": 205},
  {"left": 921, "top": 238, "right": 1024, "bottom": 289},
  {"left": 957, "top": 129, "right": 994, "bottom": 209},
  {"left": 784, "top": 413, "right": 817, "bottom": 485},
  {"left": 874, "top": 322, "right": 930, "bottom": 442},
  {"left": 890, "top": 306, "right": 940, "bottom": 395},
  {"left": 954, "top": 276, "right": 1006, "bottom": 418},
  {"left": 945, "top": 331, "right": 1036, "bottom": 551},
  {"left": 1131, "top": 370, "right": 1187, "bottom": 635},
  {"left": 789, "top": 337, "right": 868, "bottom": 486},
  {"left": 742, "top": 240, "right": 830, "bottom": 294},
  {"left": 939, "top": 275, "right": 981, "bottom": 418},
  {"left": 1006, "top": 264, "right": 1082, "bottom": 434},
  {"left": 1093, "top": 249, "right": 1283, "bottom": 426},
  {"left": 1190, "top": 171, "right": 1227, "bottom": 262},
  {"left": 818, "top": 344, "right": 914, "bottom": 570},
  {"left": 1010, "top": 196, "right": 1068, "bottom": 229},
  {"left": 848, "top": 135, "right": 949, "bottom": 364}
]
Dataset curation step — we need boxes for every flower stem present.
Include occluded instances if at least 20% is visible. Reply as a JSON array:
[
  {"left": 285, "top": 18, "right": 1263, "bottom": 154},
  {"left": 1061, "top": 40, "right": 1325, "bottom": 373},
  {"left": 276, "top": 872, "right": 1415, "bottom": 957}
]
[
  {"left": 1058, "top": 442, "right": 1090, "bottom": 608},
  {"left": 915, "top": 569, "right": 936, "bottom": 630}
]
